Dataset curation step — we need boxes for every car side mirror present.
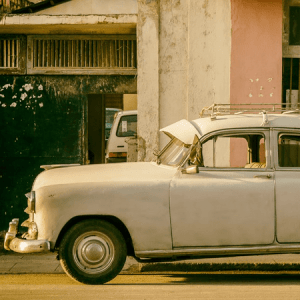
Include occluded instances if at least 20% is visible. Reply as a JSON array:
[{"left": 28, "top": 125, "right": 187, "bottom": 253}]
[{"left": 181, "top": 165, "right": 199, "bottom": 174}]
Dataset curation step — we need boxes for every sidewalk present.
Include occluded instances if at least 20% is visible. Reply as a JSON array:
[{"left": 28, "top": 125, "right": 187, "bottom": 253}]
[
  {"left": 0, "top": 252, "right": 141, "bottom": 274},
  {"left": 1, "top": 248, "right": 300, "bottom": 274},
  {"left": 2, "top": 234, "right": 300, "bottom": 274}
]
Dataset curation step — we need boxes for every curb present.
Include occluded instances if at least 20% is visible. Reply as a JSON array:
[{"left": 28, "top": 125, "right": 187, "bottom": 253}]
[{"left": 139, "top": 262, "right": 300, "bottom": 272}]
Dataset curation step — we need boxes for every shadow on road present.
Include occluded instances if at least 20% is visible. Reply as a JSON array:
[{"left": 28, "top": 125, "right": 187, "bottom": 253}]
[
  {"left": 160, "top": 273, "right": 300, "bottom": 285},
  {"left": 107, "top": 273, "right": 300, "bottom": 285},
  {"left": 2, "top": 273, "right": 300, "bottom": 286}
]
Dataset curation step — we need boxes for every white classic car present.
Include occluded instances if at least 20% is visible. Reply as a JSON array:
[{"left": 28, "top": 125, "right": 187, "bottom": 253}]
[{"left": 5, "top": 103, "right": 300, "bottom": 284}]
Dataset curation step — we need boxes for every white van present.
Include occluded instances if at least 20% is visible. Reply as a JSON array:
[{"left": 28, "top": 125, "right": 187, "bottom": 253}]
[{"left": 105, "top": 110, "right": 137, "bottom": 163}]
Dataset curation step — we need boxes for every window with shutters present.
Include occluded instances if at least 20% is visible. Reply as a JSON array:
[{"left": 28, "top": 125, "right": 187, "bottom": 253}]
[
  {"left": 0, "top": 36, "right": 26, "bottom": 74},
  {"left": 27, "top": 35, "right": 137, "bottom": 75}
]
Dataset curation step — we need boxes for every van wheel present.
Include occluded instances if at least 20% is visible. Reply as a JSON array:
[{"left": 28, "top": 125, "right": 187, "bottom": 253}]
[{"left": 59, "top": 219, "right": 127, "bottom": 284}]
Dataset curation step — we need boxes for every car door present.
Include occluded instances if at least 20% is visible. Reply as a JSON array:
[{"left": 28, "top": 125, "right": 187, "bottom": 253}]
[
  {"left": 170, "top": 129, "right": 275, "bottom": 247},
  {"left": 274, "top": 129, "right": 300, "bottom": 243}
]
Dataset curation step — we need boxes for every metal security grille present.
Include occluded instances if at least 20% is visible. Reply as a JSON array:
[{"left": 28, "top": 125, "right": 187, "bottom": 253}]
[
  {"left": 28, "top": 35, "right": 137, "bottom": 75},
  {"left": 0, "top": 38, "right": 20, "bottom": 68},
  {"left": 282, "top": 1, "right": 300, "bottom": 107},
  {"left": 0, "top": 36, "right": 26, "bottom": 74}
]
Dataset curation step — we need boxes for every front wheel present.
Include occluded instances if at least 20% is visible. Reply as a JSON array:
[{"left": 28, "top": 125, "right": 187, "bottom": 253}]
[{"left": 59, "top": 219, "right": 127, "bottom": 284}]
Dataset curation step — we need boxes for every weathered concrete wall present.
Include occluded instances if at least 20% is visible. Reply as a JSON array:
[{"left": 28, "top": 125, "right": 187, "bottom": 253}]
[
  {"left": 34, "top": 0, "right": 138, "bottom": 15},
  {"left": 0, "top": 15, "right": 137, "bottom": 35},
  {"left": 137, "top": 0, "right": 231, "bottom": 158},
  {"left": 159, "top": 0, "right": 189, "bottom": 147},
  {"left": 0, "top": 75, "right": 136, "bottom": 232},
  {"left": 187, "top": 0, "right": 231, "bottom": 119},
  {"left": 137, "top": 0, "right": 160, "bottom": 161}
]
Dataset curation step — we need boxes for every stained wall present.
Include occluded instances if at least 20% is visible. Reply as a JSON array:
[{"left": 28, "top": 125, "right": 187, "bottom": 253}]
[{"left": 0, "top": 75, "right": 136, "bottom": 231}]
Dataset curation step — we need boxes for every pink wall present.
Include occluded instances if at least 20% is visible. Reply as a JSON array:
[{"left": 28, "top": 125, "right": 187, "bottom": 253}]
[
  {"left": 231, "top": 0, "right": 282, "bottom": 104},
  {"left": 230, "top": 0, "right": 282, "bottom": 164}
]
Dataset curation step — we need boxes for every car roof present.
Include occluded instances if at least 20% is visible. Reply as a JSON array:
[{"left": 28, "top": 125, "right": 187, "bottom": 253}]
[
  {"left": 191, "top": 114, "right": 300, "bottom": 137},
  {"left": 161, "top": 113, "right": 300, "bottom": 145}
]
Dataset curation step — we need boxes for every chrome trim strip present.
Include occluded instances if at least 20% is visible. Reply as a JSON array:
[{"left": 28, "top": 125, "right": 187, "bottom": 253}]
[{"left": 136, "top": 245, "right": 300, "bottom": 258}]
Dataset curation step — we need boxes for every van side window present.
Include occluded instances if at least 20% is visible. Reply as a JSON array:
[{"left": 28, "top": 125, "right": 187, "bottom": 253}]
[{"left": 116, "top": 115, "right": 137, "bottom": 137}]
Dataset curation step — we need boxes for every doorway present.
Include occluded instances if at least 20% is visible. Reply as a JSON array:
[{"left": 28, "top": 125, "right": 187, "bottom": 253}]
[{"left": 88, "top": 94, "right": 138, "bottom": 164}]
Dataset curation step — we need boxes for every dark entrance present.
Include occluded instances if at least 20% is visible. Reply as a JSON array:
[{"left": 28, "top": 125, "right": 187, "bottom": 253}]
[{"left": 88, "top": 94, "right": 123, "bottom": 164}]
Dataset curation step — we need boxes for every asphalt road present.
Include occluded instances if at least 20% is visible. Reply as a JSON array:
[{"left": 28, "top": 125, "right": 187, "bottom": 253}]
[{"left": 1, "top": 273, "right": 300, "bottom": 300}]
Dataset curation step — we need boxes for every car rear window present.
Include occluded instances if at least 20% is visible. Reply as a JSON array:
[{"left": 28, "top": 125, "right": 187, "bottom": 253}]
[{"left": 116, "top": 115, "right": 137, "bottom": 137}]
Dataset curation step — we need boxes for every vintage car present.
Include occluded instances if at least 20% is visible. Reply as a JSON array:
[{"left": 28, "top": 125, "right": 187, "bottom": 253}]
[{"left": 4, "top": 103, "right": 300, "bottom": 284}]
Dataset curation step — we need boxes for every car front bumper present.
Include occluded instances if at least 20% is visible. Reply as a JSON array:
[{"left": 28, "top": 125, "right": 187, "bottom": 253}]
[{"left": 4, "top": 218, "right": 50, "bottom": 253}]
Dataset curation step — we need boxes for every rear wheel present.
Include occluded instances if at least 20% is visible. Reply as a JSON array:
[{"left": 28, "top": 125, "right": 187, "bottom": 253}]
[{"left": 59, "top": 219, "right": 127, "bottom": 284}]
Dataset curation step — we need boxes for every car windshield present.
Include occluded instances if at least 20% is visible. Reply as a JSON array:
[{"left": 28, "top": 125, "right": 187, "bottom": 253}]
[{"left": 159, "top": 138, "right": 190, "bottom": 167}]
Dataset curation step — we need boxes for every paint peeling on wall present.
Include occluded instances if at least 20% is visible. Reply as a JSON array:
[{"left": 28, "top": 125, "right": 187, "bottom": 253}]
[
  {"left": 247, "top": 77, "right": 278, "bottom": 100},
  {"left": 0, "top": 82, "right": 46, "bottom": 110}
]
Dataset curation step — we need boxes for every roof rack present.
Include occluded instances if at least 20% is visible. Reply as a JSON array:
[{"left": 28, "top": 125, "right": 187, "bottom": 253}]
[{"left": 200, "top": 103, "right": 300, "bottom": 119}]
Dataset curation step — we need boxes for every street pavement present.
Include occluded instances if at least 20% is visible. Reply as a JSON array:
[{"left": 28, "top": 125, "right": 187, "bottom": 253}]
[
  {"left": 3, "top": 273, "right": 300, "bottom": 300},
  {"left": 2, "top": 234, "right": 300, "bottom": 274},
  {"left": 1, "top": 248, "right": 300, "bottom": 274},
  {"left": 2, "top": 239, "right": 300, "bottom": 299}
]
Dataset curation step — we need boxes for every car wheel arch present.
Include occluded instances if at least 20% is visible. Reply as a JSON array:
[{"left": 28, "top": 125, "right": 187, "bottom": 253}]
[{"left": 54, "top": 215, "right": 135, "bottom": 256}]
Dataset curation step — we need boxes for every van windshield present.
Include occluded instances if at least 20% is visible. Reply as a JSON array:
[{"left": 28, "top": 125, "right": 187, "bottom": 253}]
[
  {"left": 116, "top": 115, "right": 137, "bottom": 137},
  {"left": 159, "top": 138, "right": 190, "bottom": 167}
]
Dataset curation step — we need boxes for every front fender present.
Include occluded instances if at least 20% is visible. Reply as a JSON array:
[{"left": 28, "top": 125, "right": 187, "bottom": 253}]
[{"left": 34, "top": 180, "right": 172, "bottom": 252}]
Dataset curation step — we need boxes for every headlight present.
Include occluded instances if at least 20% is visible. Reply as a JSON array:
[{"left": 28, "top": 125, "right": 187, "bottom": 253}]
[{"left": 25, "top": 191, "right": 36, "bottom": 213}]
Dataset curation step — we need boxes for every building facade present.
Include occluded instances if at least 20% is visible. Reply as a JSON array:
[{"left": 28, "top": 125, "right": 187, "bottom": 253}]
[{"left": 0, "top": 0, "right": 295, "bottom": 231}]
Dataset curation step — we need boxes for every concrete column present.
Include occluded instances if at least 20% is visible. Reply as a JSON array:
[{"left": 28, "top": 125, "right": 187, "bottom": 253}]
[
  {"left": 187, "top": 0, "right": 231, "bottom": 121},
  {"left": 159, "top": 0, "right": 189, "bottom": 148},
  {"left": 137, "top": 0, "right": 160, "bottom": 161}
]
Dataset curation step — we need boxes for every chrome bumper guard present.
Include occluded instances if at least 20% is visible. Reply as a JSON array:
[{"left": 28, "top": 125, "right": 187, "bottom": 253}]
[{"left": 4, "top": 218, "right": 50, "bottom": 253}]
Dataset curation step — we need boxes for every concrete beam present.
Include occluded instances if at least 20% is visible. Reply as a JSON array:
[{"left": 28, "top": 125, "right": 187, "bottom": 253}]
[{"left": 0, "top": 14, "right": 137, "bottom": 34}]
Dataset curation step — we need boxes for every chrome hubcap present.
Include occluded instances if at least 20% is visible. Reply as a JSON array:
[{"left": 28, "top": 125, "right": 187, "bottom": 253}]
[{"left": 73, "top": 231, "right": 115, "bottom": 274}]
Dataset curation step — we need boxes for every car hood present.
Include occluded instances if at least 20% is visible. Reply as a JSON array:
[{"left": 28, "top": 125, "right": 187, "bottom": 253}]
[{"left": 32, "top": 162, "right": 176, "bottom": 190}]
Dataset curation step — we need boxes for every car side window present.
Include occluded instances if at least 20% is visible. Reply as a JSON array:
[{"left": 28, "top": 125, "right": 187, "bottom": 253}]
[
  {"left": 278, "top": 134, "right": 300, "bottom": 167},
  {"left": 202, "top": 133, "right": 266, "bottom": 168}
]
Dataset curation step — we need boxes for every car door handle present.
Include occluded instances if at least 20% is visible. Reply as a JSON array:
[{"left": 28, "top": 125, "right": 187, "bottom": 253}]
[{"left": 254, "top": 174, "right": 272, "bottom": 179}]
